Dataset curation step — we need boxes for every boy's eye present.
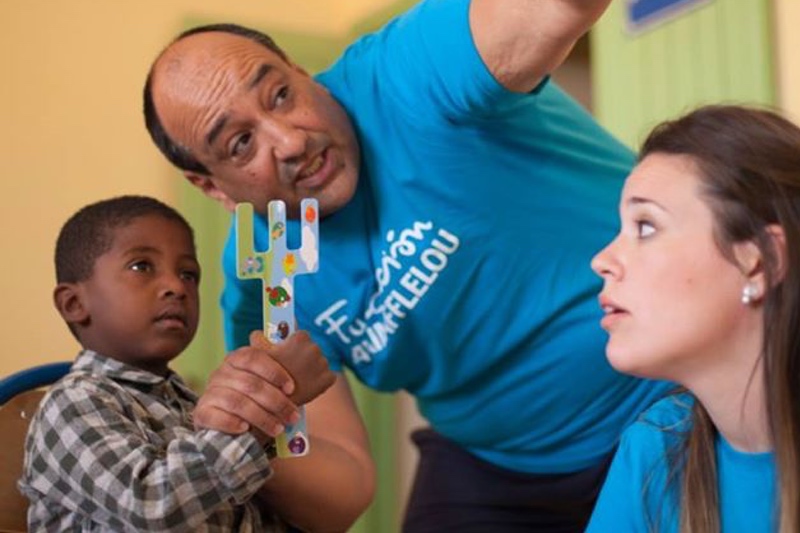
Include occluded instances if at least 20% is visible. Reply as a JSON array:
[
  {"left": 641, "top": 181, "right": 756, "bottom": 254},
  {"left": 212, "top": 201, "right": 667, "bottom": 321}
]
[
  {"left": 180, "top": 269, "right": 200, "bottom": 284},
  {"left": 636, "top": 220, "right": 656, "bottom": 239},
  {"left": 130, "top": 260, "right": 153, "bottom": 273}
]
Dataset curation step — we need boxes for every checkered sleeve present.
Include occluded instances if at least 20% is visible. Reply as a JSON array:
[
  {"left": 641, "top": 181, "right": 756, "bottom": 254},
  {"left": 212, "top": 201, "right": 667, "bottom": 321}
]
[{"left": 21, "top": 376, "right": 272, "bottom": 532}]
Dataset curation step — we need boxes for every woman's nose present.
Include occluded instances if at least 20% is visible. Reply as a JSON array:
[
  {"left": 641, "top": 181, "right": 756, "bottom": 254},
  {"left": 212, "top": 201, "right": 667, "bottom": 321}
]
[{"left": 591, "top": 240, "right": 621, "bottom": 280}]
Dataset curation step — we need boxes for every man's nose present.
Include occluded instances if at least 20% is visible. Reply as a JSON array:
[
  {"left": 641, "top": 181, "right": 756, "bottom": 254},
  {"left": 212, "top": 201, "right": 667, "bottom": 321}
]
[{"left": 263, "top": 118, "right": 308, "bottom": 160}]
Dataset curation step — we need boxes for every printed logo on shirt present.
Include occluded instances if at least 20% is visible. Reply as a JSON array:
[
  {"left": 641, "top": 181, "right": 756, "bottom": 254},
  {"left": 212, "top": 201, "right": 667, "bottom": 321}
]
[{"left": 314, "top": 220, "right": 460, "bottom": 365}]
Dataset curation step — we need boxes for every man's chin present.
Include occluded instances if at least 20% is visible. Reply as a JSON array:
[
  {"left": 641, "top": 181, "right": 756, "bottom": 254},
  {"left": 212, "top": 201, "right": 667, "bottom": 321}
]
[{"left": 324, "top": 173, "right": 359, "bottom": 216}]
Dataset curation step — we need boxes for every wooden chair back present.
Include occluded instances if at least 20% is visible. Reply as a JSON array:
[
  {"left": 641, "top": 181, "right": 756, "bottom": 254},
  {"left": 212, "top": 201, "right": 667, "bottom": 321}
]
[{"left": 0, "top": 389, "right": 46, "bottom": 533}]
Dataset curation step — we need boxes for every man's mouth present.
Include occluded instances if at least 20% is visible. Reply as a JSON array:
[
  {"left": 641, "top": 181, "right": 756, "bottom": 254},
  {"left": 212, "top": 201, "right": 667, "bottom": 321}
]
[
  {"left": 294, "top": 148, "right": 334, "bottom": 189},
  {"left": 298, "top": 152, "right": 325, "bottom": 179}
]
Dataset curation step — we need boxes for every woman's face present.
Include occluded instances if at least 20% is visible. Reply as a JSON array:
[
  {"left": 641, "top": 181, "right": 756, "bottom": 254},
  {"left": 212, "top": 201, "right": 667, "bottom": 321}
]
[{"left": 591, "top": 153, "right": 758, "bottom": 384}]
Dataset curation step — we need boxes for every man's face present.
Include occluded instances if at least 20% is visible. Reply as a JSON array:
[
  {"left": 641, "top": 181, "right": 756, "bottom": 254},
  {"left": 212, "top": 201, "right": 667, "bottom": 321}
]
[{"left": 151, "top": 31, "right": 360, "bottom": 219}]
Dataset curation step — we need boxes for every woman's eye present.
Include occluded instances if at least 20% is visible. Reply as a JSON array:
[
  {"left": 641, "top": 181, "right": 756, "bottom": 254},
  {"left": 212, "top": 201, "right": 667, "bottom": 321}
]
[
  {"left": 636, "top": 220, "right": 656, "bottom": 239},
  {"left": 231, "top": 133, "right": 252, "bottom": 157}
]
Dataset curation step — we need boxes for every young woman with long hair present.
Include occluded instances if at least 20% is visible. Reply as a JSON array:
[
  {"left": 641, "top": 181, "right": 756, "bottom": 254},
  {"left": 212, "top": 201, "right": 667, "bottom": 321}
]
[{"left": 587, "top": 105, "right": 800, "bottom": 532}]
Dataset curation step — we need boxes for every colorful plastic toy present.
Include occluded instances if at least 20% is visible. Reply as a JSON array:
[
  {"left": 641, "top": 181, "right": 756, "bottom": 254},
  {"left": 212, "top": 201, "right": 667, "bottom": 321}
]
[{"left": 235, "top": 199, "right": 320, "bottom": 457}]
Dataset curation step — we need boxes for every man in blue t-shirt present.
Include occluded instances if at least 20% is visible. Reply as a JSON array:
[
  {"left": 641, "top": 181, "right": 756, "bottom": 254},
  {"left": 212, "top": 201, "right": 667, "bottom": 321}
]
[{"left": 143, "top": 0, "right": 671, "bottom": 530}]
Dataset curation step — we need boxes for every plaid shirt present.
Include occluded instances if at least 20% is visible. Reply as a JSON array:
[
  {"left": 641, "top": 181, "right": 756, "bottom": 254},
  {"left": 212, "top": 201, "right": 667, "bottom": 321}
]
[{"left": 19, "top": 350, "right": 284, "bottom": 532}]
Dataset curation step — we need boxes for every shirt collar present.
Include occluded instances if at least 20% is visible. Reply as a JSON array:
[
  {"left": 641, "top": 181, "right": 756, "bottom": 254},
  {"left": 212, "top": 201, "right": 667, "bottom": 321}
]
[{"left": 71, "top": 349, "right": 196, "bottom": 399}]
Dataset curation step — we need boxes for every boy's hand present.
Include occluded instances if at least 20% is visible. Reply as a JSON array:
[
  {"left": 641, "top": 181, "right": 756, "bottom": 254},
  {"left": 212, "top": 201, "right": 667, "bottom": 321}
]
[
  {"left": 249, "top": 330, "right": 336, "bottom": 406},
  {"left": 193, "top": 344, "right": 301, "bottom": 440}
]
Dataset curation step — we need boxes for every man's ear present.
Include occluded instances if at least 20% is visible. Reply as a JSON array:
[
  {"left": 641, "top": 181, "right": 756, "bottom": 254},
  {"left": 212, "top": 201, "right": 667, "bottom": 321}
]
[
  {"left": 53, "top": 283, "right": 89, "bottom": 327},
  {"left": 184, "top": 172, "right": 237, "bottom": 212}
]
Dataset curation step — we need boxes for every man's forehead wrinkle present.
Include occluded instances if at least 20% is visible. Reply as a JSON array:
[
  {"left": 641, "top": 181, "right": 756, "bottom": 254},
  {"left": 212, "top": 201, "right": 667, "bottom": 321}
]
[
  {"left": 165, "top": 45, "right": 257, "bottom": 104},
  {"left": 154, "top": 54, "right": 231, "bottom": 147},
  {"left": 153, "top": 35, "right": 272, "bottom": 152}
]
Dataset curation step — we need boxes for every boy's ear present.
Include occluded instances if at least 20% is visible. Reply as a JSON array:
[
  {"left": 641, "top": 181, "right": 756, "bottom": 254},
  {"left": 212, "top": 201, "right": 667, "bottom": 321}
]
[
  {"left": 53, "top": 283, "right": 89, "bottom": 326},
  {"left": 184, "top": 172, "right": 237, "bottom": 213}
]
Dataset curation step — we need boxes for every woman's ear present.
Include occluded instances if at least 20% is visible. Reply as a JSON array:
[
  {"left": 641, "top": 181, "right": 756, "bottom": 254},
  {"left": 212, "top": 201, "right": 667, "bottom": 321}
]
[
  {"left": 764, "top": 224, "right": 787, "bottom": 284},
  {"left": 733, "top": 224, "right": 787, "bottom": 302},
  {"left": 53, "top": 283, "right": 89, "bottom": 326}
]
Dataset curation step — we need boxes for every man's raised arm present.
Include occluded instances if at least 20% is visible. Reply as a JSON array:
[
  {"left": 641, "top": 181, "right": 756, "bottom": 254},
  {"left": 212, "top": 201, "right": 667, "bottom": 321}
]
[{"left": 470, "top": 0, "right": 612, "bottom": 92}]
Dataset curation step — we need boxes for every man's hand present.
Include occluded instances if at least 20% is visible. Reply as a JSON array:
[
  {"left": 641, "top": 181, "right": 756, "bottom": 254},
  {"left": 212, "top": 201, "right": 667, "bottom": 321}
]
[
  {"left": 248, "top": 330, "right": 336, "bottom": 406},
  {"left": 193, "top": 343, "right": 301, "bottom": 442},
  {"left": 192, "top": 330, "right": 336, "bottom": 445}
]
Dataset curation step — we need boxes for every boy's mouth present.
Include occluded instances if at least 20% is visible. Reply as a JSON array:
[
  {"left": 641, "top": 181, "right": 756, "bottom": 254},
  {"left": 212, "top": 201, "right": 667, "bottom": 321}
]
[{"left": 154, "top": 310, "right": 187, "bottom": 328}]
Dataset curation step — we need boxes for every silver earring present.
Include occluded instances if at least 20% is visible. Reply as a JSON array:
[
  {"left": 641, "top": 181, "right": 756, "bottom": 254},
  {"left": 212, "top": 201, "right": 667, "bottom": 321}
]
[{"left": 741, "top": 284, "right": 758, "bottom": 305}]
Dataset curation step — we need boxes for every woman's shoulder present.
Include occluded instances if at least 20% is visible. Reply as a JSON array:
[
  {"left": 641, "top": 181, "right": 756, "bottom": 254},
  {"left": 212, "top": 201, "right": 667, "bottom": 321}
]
[
  {"left": 638, "top": 392, "right": 694, "bottom": 427},
  {"left": 621, "top": 392, "right": 693, "bottom": 447}
]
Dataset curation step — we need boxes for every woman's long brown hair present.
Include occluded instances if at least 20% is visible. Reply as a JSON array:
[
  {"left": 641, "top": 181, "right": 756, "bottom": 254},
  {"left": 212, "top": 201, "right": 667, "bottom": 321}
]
[{"left": 639, "top": 105, "right": 800, "bottom": 532}]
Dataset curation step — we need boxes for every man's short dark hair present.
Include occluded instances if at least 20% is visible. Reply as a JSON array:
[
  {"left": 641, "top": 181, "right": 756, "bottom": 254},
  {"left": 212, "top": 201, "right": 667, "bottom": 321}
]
[
  {"left": 143, "top": 23, "right": 290, "bottom": 175},
  {"left": 55, "top": 195, "right": 194, "bottom": 283}
]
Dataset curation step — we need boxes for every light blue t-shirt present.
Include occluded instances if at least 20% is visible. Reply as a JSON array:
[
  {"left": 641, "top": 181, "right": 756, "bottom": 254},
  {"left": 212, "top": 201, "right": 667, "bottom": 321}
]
[
  {"left": 221, "top": 0, "right": 671, "bottom": 473},
  {"left": 586, "top": 395, "right": 776, "bottom": 532}
]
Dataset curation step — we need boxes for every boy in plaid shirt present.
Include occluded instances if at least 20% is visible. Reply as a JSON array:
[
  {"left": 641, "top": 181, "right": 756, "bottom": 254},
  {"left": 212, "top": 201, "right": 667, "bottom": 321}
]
[{"left": 20, "top": 195, "right": 335, "bottom": 532}]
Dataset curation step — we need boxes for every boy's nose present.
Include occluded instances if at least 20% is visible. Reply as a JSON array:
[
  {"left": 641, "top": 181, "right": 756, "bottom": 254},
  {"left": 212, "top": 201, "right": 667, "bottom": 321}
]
[{"left": 159, "top": 274, "right": 187, "bottom": 299}]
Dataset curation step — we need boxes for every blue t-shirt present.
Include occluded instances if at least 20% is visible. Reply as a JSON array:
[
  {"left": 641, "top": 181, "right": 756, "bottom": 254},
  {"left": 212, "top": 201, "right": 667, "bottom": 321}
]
[
  {"left": 586, "top": 395, "right": 776, "bottom": 532},
  {"left": 221, "top": 0, "right": 671, "bottom": 473}
]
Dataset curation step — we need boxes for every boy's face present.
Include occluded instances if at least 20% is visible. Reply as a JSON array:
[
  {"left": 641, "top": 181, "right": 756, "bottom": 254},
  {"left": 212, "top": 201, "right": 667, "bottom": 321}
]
[{"left": 76, "top": 214, "right": 200, "bottom": 375}]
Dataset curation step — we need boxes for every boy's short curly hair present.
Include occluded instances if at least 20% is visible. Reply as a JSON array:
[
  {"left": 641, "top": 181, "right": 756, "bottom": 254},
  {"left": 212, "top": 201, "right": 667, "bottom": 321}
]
[{"left": 55, "top": 195, "right": 194, "bottom": 283}]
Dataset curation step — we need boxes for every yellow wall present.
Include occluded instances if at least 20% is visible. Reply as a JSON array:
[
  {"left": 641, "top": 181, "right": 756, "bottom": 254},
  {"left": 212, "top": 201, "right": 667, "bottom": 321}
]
[
  {"left": 0, "top": 0, "right": 395, "bottom": 376},
  {"left": 591, "top": 0, "right": 775, "bottom": 150},
  {"left": 775, "top": 0, "right": 800, "bottom": 122}
]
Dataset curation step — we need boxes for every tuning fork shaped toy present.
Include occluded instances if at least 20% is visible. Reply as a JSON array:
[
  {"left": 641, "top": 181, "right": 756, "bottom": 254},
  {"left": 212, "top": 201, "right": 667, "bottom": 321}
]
[{"left": 235, "top": 199, "right": 320, "bottom": 458}]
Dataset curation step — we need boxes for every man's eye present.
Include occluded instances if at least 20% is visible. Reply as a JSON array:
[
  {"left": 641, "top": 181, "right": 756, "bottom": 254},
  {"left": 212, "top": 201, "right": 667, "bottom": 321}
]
[
  {"left": 231, "top": 133, "right": 252, "bottom": 157},
  {"left": 130, "top": 261, "right": 152, "bottom": 273},
  {"left": 637, "top": 220, "right": 656, "bottom": 239},
  {"left": 275, "top": 86, "right": 289, "bottom": 106}
]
